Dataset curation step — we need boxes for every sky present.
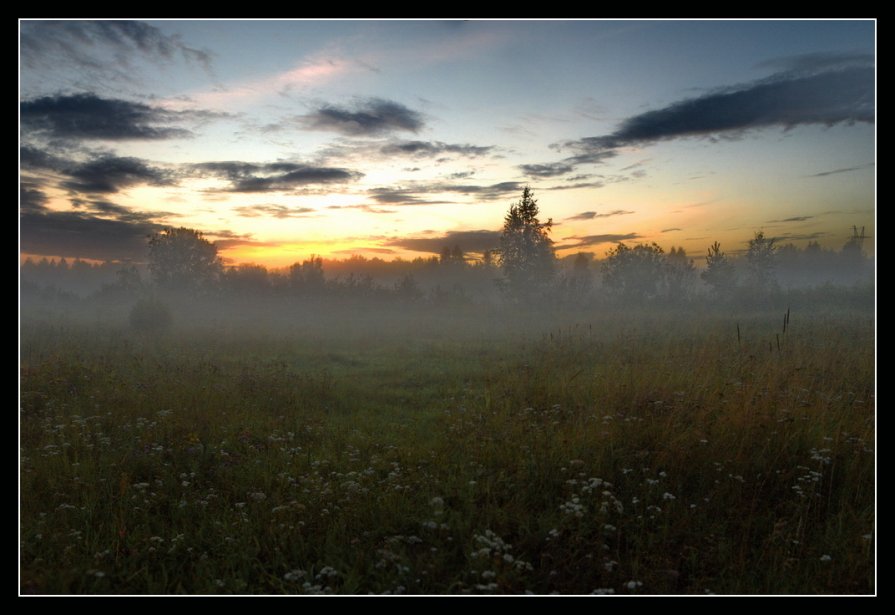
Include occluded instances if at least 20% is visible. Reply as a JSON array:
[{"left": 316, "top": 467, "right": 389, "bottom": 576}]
[{"left": 19, "top": 19, "right": 876, "bottom": 268}]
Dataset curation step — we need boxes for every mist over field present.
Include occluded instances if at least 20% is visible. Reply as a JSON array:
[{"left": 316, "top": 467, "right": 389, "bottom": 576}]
[{"left": 20, "top": 19, "right": 875, "bottom": 596}]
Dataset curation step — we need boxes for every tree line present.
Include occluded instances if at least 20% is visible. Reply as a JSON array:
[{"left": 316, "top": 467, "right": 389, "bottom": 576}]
[{"left": 22, "top": 188, "right": 872, "bottom": 308}]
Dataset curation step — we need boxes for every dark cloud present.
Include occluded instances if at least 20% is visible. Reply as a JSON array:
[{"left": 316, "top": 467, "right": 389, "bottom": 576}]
[
  {"left": 69, "top": 198, "right": 175, "bottom": 223},
  {"left": 519, "top": 162, "right": 575, "bottom": 178},
  {"left": 61, "top": 156, "right": 173, "bottom": 194},
  {"left": 193, "top": 161, "right": 361, "bottom": 192},
  {"left": 566, "top": 211, "right": 597, "bottom": 220},
  {"left": 439, "top": 181, "right": 524, "bottom": 198},
  {"left": 615, "top": 67, "right": 872, "bottom": 140},
  {"left": 212, "top": 237, "right": 279, "bottom": 250},
  {"left": 20, "top": 209, "right": 160, "bottom": 261},
  {"left": 301, "top": 98, "right": 424, "bottom": 136},
  {"left": 558, "top": 233, "right": 642, "bottom": 249},
  {"left": 556, "top": 147, "right": 619, "bottom": 167},
  {"left": 332, "top": 247, "right": 397, "bottom": 255},
  {"left": 21, "top": 145, "right": 175, "bottom": 199},
  {"left": 368, "top": 189, "right": 451, "bottom": 206},
  {"left": 21, "top": 93, "right": 201, "bottom": 141},
  {"left": 546, "top": 181, "right": 606, "bottom": 191},
  {"left": 538, "top": 60, "right": 874, "bottom": 177},
  {"left": 380, "top": 140, "right": 493, "bottom": 158},
  {"left": 807, "top": 163, "right": 874, "bottom": 177},
  {"left": 383, "top": 229, "right": 502, "bottom": 255},
  {"left": 661, "top": 227, "right": 682, "bottom": 233},
  {"left": 560, "top": 64, "right": 873, "bottom": 158},
  {"left": 20, "top": 182, "right": 49, "bottom": 213},
  {"left": 369, "top": 181, "right": 523, "bottom": 205},
  {"left": 20, "top": 20, "right": 212, "bottom": 82},
  {"left": 20, "top": 145, "right": 68, "bottom": 171},
  {"left": 770, "top": 232, "right": 828, "bottom": 242},
  {"left": 234, "top": 204, "right": 316, "bottom": 218},
  {"left": 767, "top": 215, "right": 814, "bottom": 223},
  {"left": 565, "top": 210, "right": 634, "bottom": 220}
]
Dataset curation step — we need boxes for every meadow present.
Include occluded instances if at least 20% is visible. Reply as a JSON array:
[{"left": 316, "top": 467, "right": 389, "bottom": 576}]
[{"left": 19, "top": 301, "right": 875, "bottom": 594}]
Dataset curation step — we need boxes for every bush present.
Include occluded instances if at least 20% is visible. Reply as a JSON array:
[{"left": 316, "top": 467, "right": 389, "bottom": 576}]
[{"left": 129, "top": 297, "right": 173, "bottom": 333}]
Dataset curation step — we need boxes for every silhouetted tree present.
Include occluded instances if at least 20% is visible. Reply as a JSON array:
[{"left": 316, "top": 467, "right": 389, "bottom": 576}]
[
  {"left": 665, "top": 246, "right": 696, "bottom": 300},
  {"left": 841, "top": 225, "right": 868, "bottom": 275},
  {"left": 701, "top": 241, "right": 735, "bottom": 295},
  {"left": 745, "top": 230, "right": 777, "bottom": 293},
  {"left": 440, "top": 244, "right": 465, "bottom": 266},
  {"left": 394, "top": 273, "right": 422, "bottom": 302},
  {"left": 498, "top": 186, "right": 555, "bottom": 297},
  {"left": 289, "top": 255, "right": 326, "bottom": 294},
  {"left": 601, "top": 242, "right": 666, "bottom": 302},
  {"left": 562, "top": 252, "right": 592, "bottom": 301},
  {"left": 148, "top": 227, "right": 222, "bottom": 292},
  {"left": 224, "top": 263, "right": 270, "bottom": 295}
]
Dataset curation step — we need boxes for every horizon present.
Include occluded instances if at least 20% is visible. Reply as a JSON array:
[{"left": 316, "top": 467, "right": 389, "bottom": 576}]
[{"left": 20, "top": 19, "right": 876, "bottom": 268}]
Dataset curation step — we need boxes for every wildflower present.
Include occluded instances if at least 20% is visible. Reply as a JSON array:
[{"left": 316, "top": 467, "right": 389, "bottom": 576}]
[
  {"left": 284, "top": 569, "right": 306, "bottom": 582},
  {"left": 662, "top": 492, "right": 676, "bottom": 501},
  {"left": 820, "top": 554, "right": 832, "bottom": 562}
]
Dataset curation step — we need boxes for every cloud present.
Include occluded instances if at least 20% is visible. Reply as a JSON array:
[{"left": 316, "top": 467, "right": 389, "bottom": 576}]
[
  {"left": 538, "top": 59, "right": 874, "bottom": 175},
  {"left": 565, "top": 209, "right": 634, "bottom": 221},
  {"left": 193, "top": 161, "right": 361, "bottom": 192},
  {"left": 661, "top": 227, "right": 682, "bottom": 233},
  {"left": 380, "top": 140, "right": 493, "bottom": 158},
  {"left": 383, "top": 229, "right": 502, "bottom": 254},
  {"left": 367, "top": 189, "right": 450, "bottom": 206},
  {"left": 20, "top": 209, "right": 161, "bottom": 261},
  {"left": 20, "top": 93, "right": 213, "bottom": 141},
  {"left": 770, "top": 231, "right": 828, "bottom": 242},
  {"left": 566, "top": 211, "right": 597, "bottom": 220},
  {"left": 767, "top": 215, "right": 814, "bottom": 223},
  {"left": 20, "top": 182, "right": 49, "bottom": 213},
  {"left": 234, "top": 204, "right": 316, "bottom": 218},
  {"left": 560, "top": 63, "right": 873, "bottom": 157},
  {"left": 20, "top": 20, "right": 213, "bottom": 84},
  {"left": 807, "top": 163, "right": 874, "bottom": 177},
  {"left": 22, "top": 145, "right": 175, "bottom": 200},
  {"left": 174, "top": 55, "right": 374, "bottom": 110},
  {"left": 20, "top": 145, "right": 68, "bottom": 171},
  {"left": 367, "top": 180, "right": 523, "bottom": 205},
  {"left": 212, "top": 238, "right": 280, "bottom": 250},
  {"left": 546, "top": 181, "right": 606, "bottom": 191},
  {"left": 300, "top": 98, "right": 424, "bottom": 136},
  {"left": 558, "top": 233, "right": 642, "bottom": 249},
  {"left": 70, "top": 198, "right": 177, "bottom": 223},
  {"left": 61, "top": 156, "right": 173, "bottom": 194},
  {"left": 332, "top": 247, "right": 397, "bottom": 255},
  {"left": 438, "top": 181, "right": 524, "bottom": 198},
  {"left": 327, "top": 204, "right": 396, "bottom": 214},
  {"left": 519, "top": 162, "right": 575, "bottom": 178}
]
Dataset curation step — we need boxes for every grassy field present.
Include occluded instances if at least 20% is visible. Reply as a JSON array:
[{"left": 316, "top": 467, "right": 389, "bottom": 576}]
[{"left": 19, "top": 304, "right": 875, "bottom": 594}]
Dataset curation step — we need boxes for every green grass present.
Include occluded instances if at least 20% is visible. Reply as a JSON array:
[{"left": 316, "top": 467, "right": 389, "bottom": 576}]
[{"left": 20, "top": 306, "right": 875, "bottom": 594}]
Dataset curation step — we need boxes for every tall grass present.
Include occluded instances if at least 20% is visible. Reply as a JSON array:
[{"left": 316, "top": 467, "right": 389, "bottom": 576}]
[{"left": 20, "top": 306, "right": 874, "bottom": 594}]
